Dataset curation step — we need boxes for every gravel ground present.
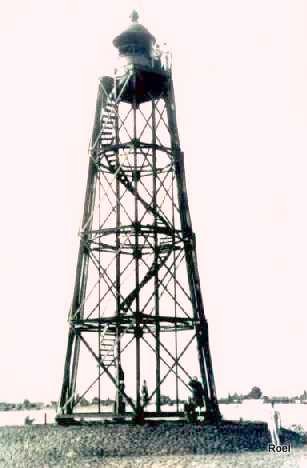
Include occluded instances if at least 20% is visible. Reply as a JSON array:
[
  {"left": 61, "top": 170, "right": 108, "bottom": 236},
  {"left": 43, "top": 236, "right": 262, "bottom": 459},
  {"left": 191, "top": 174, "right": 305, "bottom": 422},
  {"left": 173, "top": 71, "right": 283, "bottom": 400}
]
[
  {"left": 103, "top": 449, "right": 307, "bottom": 468},
  {"left": 0, "top": 421, "right": 304, "bottom": 468}
]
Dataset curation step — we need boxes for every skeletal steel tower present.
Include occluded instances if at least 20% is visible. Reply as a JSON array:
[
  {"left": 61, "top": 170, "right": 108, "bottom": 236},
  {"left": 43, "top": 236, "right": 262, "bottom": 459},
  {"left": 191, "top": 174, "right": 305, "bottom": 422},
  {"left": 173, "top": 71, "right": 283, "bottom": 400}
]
[{"left": 57, "top": 11, "right": 221, "bottom": 423}]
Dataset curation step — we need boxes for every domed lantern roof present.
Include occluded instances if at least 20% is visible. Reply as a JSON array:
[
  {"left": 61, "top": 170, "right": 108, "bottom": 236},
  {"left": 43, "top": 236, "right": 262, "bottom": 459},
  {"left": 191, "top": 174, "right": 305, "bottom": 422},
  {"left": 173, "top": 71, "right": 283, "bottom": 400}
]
[{"left": 113, "top": 11, "right": 156, "bottom": 51}]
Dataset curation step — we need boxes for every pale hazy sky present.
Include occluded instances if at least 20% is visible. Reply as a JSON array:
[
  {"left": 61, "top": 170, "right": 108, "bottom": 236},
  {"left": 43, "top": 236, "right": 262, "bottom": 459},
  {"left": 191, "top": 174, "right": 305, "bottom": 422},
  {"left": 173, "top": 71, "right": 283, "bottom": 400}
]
[{"left": 0, "top": 0, "right": 307, "bottom": 402}]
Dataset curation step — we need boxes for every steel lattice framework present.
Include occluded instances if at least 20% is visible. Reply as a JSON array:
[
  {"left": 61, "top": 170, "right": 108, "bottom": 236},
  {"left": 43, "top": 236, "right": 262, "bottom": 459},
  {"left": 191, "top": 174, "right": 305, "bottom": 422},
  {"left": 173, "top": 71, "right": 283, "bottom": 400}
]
[{"left": 57, "top": 17, "right": 221, "bottom": 423}]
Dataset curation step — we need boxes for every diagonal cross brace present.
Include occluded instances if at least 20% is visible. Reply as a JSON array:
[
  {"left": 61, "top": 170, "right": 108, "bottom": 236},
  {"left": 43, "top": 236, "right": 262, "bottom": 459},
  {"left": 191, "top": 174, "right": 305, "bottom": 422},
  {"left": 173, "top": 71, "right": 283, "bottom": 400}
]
[{"left": 79, "top": 334, "right": 136, "bottom": 412}]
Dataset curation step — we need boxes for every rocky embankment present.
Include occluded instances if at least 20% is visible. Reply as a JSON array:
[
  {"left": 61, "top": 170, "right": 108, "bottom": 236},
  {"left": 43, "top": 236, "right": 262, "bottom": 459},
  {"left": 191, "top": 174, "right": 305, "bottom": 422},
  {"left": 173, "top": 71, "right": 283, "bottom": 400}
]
[{"left": 0, "top": 421, "right": 303, "bottom": 468}]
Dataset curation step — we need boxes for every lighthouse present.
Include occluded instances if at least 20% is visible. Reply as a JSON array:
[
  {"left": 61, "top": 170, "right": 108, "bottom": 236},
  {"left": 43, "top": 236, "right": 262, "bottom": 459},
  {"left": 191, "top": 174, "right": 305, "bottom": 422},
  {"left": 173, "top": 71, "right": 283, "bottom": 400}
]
[{"left": 57, "top": 11, "right": 221, "bottom": 424}]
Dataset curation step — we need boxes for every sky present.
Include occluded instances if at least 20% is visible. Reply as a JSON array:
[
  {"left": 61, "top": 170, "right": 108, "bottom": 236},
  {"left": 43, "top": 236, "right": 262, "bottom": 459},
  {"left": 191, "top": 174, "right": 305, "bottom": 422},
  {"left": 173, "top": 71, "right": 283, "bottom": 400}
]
[{"left": 0, "top": 0, "right": 307, "bottom": 403}]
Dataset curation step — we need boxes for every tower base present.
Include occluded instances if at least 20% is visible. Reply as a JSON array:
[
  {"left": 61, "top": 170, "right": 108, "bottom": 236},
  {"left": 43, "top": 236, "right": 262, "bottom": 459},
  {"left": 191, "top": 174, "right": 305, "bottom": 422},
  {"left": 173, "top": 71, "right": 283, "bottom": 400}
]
[{"left": 55, "top": 410, "right": 222, "bottom": 426}]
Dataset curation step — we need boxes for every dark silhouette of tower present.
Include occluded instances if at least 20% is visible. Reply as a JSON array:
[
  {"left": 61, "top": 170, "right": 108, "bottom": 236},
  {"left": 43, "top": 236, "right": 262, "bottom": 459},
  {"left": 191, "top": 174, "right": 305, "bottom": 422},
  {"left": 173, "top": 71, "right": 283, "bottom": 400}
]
[{"left": 57, "top": 11, "right": 221, "bottom": 423}]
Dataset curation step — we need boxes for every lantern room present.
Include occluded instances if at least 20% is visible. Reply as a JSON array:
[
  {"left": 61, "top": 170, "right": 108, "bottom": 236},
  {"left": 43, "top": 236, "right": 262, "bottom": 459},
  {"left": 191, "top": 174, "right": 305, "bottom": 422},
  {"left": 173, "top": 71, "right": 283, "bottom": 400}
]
[{"left": 113, "top": 11, "right": 171, "bottom": 77}]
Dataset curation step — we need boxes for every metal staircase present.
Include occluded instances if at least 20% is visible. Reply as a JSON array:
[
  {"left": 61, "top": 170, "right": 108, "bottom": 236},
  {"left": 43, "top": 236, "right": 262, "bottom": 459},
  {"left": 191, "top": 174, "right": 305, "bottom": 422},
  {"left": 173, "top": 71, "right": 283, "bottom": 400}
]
[
  {"left": 120, "top": 247, "right": 172, "bottom": 313},
  {"left": 99, "top": 324, "right": 116, "bottom": 367},
  {"left": 97, "top": 91, "right": 173, "bottom": 367},
  {"left": 99, "top": 98, "right": 116, "bottom": 146},
  {"left": 103, "top": 150, "right": 171, "bottom": 230}
]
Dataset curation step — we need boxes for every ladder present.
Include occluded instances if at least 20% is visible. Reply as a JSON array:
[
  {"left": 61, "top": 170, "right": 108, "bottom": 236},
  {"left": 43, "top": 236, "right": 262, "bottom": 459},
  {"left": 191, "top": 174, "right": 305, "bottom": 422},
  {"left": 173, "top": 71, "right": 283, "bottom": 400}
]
[
  {"left": 99, "top": 324, "right": 116, "bottom": 367},
  {"left": 99, "top": 98, "right": 116, "bottom": 146}
]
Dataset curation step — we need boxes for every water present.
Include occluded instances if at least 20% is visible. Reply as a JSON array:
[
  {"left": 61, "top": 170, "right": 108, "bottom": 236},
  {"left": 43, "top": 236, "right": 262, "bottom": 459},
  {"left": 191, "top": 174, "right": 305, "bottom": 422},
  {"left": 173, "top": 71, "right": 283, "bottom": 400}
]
[
  {"left": 0, "top": 403, "right": 306, "bottom": 430},
  {"left": 221, "top": 403, "right": 307, "bottom": 431},
  {"left": 0, "top": 408, "right": 56, "bottom": 426}
]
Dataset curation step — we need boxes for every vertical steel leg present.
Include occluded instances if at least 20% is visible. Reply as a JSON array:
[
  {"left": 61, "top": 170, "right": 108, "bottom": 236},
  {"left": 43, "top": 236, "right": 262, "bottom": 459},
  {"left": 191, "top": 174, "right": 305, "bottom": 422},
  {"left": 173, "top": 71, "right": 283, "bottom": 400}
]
[{"left": 152, "top": 99, "right": 161, "bottom": 413}]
